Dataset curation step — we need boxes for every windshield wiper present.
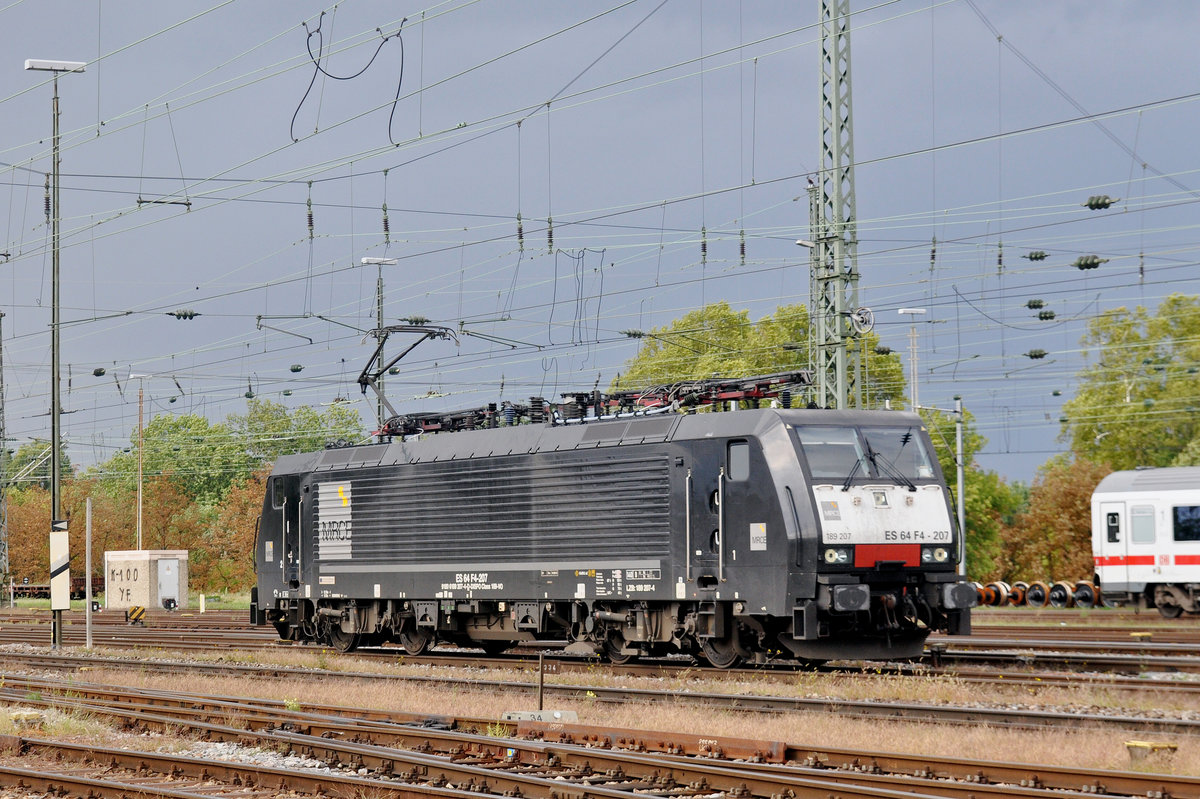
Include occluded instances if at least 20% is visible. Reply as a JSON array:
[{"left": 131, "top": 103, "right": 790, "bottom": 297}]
[
  {"left": 841, "top": 455, "right": 864, "bottom": 492},
  {"left": 864, "top": 437, "right": 917, "bottom": 491}
]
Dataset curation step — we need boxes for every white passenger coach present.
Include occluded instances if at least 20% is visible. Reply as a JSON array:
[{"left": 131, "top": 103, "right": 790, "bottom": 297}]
[{"left": 1092, "top": 466, "right": 1200, "bottom": 617}]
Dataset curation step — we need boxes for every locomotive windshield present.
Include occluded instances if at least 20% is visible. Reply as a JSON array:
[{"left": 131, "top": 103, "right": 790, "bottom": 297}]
[{"left": 794, "top": 425, "right": 936, "bottom": 482}]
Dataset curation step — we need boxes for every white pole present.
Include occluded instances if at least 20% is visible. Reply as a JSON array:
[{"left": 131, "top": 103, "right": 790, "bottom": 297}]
[
  {"left": 897, "top": 308, "right": 926, "bottom": 410},
  {"left": 955, "top": 397, "right": 966, "bottom": 578},
  {"left": 85, "top": 497, "right": 93, "bottom": 649},
  {"left": 137, "top": 381, "right": 143, "bottom": 551},
  {"left": 200, "top": 593, "right": 206, "bottom": 614},
  {"left": 908, "top": 324, "right": 919, "bottom": 409}
]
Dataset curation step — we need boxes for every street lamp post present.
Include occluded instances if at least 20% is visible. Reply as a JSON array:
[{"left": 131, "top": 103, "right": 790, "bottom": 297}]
[
  {"left": 25, "top": 58, "right": 84, "bottom": 526},
  {"left": 26, "top": 58, "right": 85, "bottom": 650},
  {"left": 362, "top": 257, "right": 398, "bottom": 441},
  {"left": 897, "top": 308, "right": 927, "bottom": 409}
]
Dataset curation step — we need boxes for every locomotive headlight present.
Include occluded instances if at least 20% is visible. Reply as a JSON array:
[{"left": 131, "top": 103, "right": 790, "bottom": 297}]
[
  {"left": 922, "top": 546, "right": 950, "bottom": 564},
  {"left": 823, "top": 547, "right": 851, "bottom": 565}
]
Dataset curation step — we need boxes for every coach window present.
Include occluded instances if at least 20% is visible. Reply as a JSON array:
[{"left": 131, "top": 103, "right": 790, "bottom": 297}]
[
  {"left": 728, "top": 441, "right": 750, "bottom": 481},
  {"left": 1130, "top": 505, "right": 1155, "bottom": 544},
  {"left": 1173, "top": 505, "right": 1200, "bottom": 542},
  {"left": 271, "top": 477, "right": 286, "bottom": 508},
  {"left": 1105, "top": 512, "right": 1121, "bottom": 543}
]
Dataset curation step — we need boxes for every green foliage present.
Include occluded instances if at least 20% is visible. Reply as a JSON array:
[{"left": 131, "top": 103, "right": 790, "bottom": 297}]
[
  {"left": 1061, "top": 293, "right": 1200, "bottom": 470},
  {"left": 228, "top": 398, "right": 364, "bottom": 466},
  {"left": 90, "top": 400, "right": 364, "bottom": 505},
  {"left": 24, "top": 399, "right": 367, "bottom": 594},
  {"left": 100, "top": 414, "right": 249, "bottom": 504},
  {"left": 920, "top": 408, "right": 1025, "bottom": 580},
  {"left": 4, "top": 439, "right": 72, "bottom": 491},
  {"left": 612, "top": 301, "right": 904, "bottom": 407}
]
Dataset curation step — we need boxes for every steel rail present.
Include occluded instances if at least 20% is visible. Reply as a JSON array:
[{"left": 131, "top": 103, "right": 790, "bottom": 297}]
[
  {"left": 3, "top": 650, "right": 1199, "bottom": 737},
  {"left": 3, "top": 674, "right": 1196, "bottom": 799}
]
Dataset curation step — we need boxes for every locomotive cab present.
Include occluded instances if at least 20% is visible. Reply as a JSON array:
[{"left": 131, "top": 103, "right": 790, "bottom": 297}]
[{"left": 779, "top": 415, "right": 974, "bottom": 660}]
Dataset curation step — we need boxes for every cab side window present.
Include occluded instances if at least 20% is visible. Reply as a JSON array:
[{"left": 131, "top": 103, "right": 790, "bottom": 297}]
[
  {"left": 271, "top": 478, "right": 286, "bottom": 508},
  {"left": 728, "top": 441, "right": 750, "bottom": 481}
]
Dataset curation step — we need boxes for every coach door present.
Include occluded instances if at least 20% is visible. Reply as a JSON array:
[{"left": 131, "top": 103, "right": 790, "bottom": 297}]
[{"left": 1099, "top": 501, "right": 1127, "bottom": 587}]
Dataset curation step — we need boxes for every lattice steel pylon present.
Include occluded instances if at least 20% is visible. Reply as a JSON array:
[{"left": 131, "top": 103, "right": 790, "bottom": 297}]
[{"left": 808, "top": 0, "right": 862, "bottom": 409}]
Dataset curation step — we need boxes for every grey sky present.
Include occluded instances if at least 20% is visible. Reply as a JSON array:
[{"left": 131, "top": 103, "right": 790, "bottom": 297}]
[{"left": 3, "top": 1, "right": 1198, "bottom": 483}]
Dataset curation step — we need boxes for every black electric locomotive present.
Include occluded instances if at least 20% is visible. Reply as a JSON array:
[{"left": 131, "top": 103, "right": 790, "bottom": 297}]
[{"left": 251, "top": 368, "right": 974, "bottom": 666}]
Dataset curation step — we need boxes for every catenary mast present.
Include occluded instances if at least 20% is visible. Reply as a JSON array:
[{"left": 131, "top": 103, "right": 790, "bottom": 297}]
[{"left": 808, "top": 0, "right": 862, "bottom": 409}]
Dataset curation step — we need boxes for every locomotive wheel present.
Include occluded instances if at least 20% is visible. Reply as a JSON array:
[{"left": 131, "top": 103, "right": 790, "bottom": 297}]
[
  {"left": 699, "top": 636, "right": 746, "bottom": 669},
  {"left": 605, "top": 633, "right": 638, "bottom": 665},
  {"left": 1047, "top": 581, "right": 1074, "bottom": 608},
  {"left": 1073, "top": 581, "right": 1097, "bottom": 609},
  {"left": 326, "top": 626, "right": 360, "bottom": 653},
  {"left": 1008, "top": 582, "right": 1028, "bottom": 606},
  {"left": 398, "top": 627, "right": 433, "bottom": 655},
  {"left": 985, "top": 582, "right": 1010, "bottom": 606},
  {"left": 1025, "top": 581, "right": 1049, "bottom": 608}
]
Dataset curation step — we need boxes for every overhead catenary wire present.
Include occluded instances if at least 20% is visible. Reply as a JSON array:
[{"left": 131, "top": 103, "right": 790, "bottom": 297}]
[{"left": 1, "top": 2, "right": 1196, "bottom": 481}]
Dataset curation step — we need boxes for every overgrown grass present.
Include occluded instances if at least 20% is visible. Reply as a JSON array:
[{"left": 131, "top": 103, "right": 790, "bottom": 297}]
[
  {"left": 82, "top": 667, "right": 1199, "bottom": 776},
  {"left": 0, "top": 706, "right": 117, "bottom": 741}
]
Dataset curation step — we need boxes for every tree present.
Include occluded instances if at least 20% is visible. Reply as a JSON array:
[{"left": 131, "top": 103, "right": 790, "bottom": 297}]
[
  {"left": 1001, "top": 455, "right": 1111, "bottom": 581},
  {"left": 193, "top": 470, "right": 268, "bottom": 593},
  {"left": 1061, "top": 294, "right": 1200, "bottom": 470},
  {"left": 97, "top": 414, "right": 249, "bottom": 504},
  {"left": 228, "top": 398, "right": 364, "bottom": 466},
  {"left": 4, "top": 478, "right": 126, "bottom": 585},
  {"left": 4, "top": 439, "right": 72, "bottom": 491},
  {"left": 921, "top": 408, "right": 1025, "bottom": 581},
  {"left": 613, "top": 301, "right": 905, "bottom": 407}
]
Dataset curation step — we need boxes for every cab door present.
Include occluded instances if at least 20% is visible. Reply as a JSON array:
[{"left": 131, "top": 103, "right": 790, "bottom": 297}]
[
  {"left": 275, "top": 475, "right": 302, "bottom": 589},
  {"left": 686, "top": 442, "right": 725, "bottom": 590}
]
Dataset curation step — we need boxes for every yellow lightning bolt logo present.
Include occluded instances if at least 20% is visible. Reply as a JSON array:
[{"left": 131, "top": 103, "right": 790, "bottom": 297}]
[{"left": 338, "top": 486, "right": 349, "bottom": 506}]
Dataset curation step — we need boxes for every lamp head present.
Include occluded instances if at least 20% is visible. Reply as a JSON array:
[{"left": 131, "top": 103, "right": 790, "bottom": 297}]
[{"left": 25, "top": 59, "right": 86, "bottom": 73}]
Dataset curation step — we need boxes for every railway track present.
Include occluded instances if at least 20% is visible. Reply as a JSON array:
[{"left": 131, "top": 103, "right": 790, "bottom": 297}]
[
  {"left": 0, "top": 670, "right": 1195, "bottom": 799},
  {"left": 5, "top": 607, "right": 1200, "bottom": 670},
  {"left": 5, "top": 608, "right": 1200, "bottom": 709},
  {"left": 3, "top": 648, "right": 1198, "bottom": 737}
]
